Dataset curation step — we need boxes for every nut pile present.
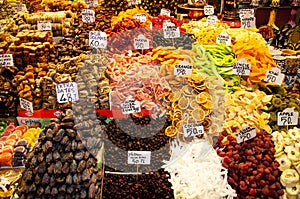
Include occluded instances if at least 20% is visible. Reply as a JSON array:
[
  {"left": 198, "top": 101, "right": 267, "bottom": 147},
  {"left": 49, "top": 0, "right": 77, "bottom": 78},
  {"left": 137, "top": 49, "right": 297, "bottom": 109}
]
[
  {"left": 17, "top": 110, "right": 103, "bottom": 199},
  {"left": 0, "top": 2, "right": 16, "bottom": 20}
]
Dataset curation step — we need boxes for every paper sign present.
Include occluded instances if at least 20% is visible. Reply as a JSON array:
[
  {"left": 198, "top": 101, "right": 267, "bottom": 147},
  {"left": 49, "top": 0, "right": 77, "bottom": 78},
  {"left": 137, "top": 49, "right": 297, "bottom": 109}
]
[
  {"left": 56, "top": 82, "right": 79, "bottom": 103},
  {"left": 204, "top": 5, "right": 214, "bottom": 15},
  {"left": 128, "top": 151, "right": 151, "bottom": 164},
  {"left": 239, "top": 9, "right": 254, "bottom": 19},
  {"left": 82, "top": 9, "right": 95, "bottom": 23},
  {"left": 134, "top": 34, "right": 149, "bottom": 50},
  {"left": 160, "top": 8, "right": 171, "bottom": 16},
  {"left": 216, "top": 31, "right": 231, "bottom": 45},
  {"left": 127, "top": 0, "right": 141, "bottom": 5},
  {"left": 207, "top": 15, "right": 217, "bottom": 25},
  {"left": 0, "top": 54, "right": 13, "bottom": 66},
  {"left": 236, "top": 126, "right": 256, "bottom": 143},
  {"left": 89, "top": 31, "right": 107, "bottom": 48},
  {"left": 174, "top": 60, "right": 193, "bottom": 76},
  {"left": 232, "top": 58, "right": 251, "bottom": 75},
  {"left": 37, "top": 20, "right": 52, "bottom": 31},
  {"left": 15, "top": 1, "right": 25, "bottom": 12},
  {"left": 163, "top": 21, "right": 180, "bottom": 38},
  {"left": 133, "top": 13, "right": 146, "bottom": 23},
  {"left": 20, "top": 98, "right": 33, "bottom": 113},
  {"left": 264, "top": 68, "right": 285, "bottom": 85},
  {"left": 85, "top": 0, "right": 98, "bottom": 7},
  {"left": 278, "top": 108, "right": 299, "bottom": 126},
  {"left": 241, "top": 15, "right": 256, "bottom": 28},
  {"left": 183, "top": 123, "right": 204, "bottom": 137},
  {"left": 121, "top": 99, "right": 141, "bottom": 114}
]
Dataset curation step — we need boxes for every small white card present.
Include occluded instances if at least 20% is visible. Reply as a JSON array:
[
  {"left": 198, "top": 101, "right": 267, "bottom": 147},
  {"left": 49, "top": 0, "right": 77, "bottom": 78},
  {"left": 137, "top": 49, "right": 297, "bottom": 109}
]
[
  {"left": 37, "top": 20, "right": 52, "bottom": 31},
  {"left": 82, "top": 9, "right": 95, "bottom": 23},
  {"left": 160, "top": 8, "right": 171, "bottom": 16},
  {"left": 216, "top": 31, "right": 231, "bottom": 45},
  {"left": 89, "top": 31, "right": 107, "bottom": 48},
  {"left": 207, "top": 15, "right": 217, "bottom": 25},
  {"left": 85, "top": 0, "right": 98, "bottom": 7},
  {"left": 121, "top": 99, "right": 141, "bottom": 114},
  {"left": 133, "top": 13, "right": 147, "bottom": 23},
  {"left": 204, "top": 5, "right": 214, "bottom": 15},
  {"left": 232, "top": 58, "right": 251, "bottom": 76},
  {"left": 264, "top": 68, "right": 285, "bottom": 85},
  {"left": 0, "top": 54, "right": 13, "bottom": 67},
  {"left": 174, "top": 60, "right": 193, "bottom": 76},
  {"left": 183, "top": 123, "right": 204, "bottom": 137},
  {"left": 163, "top": 21, "right": 180, "bottom": 39},
  {"left": 241, "top": 15, "right": 256, "bottom": 28},
  {"left": 134, "top": 34, "right": 149, "bottom": 50},
  {"left": 128, "top": 151, "right": 151, "bottom": 164},
  {"left": 20, "top": 98, "right": 33, "bottom": 113},
  {"left": 277, "top": 108, "right": 299, "bottom": 126},
  {"left": 56, "top": 82, "right": 79, "bottom": 103},
  {"left": 236, "top": 126, "right": 256, "bottom": 143}
]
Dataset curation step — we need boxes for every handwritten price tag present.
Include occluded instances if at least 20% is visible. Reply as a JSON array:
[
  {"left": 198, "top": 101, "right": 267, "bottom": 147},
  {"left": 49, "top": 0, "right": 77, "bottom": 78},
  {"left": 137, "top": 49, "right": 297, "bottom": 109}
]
[
  {"left": 121, "top": 99, "right": 141, "bottom": 114},
  {"left": 127, "top": 0, "right": 141, "bottom": 5},
  {"left": 163, "top": 21, "right": 180, "bottom": 39},
  {"left": 204, "top": 5, "right": 214, "bottom": 15},
  {"left": 85, "top": 0, "right": 98, "bottom": 7},
  {"left": 160, "top": 8, "right": 171, "bottom": 16},
  {"left": 241, "top": 16, "right": 256, "bottom": 28},
  {"left": 128, "top": 151, "right": 151, "bottom": 164},
  {"left": 278, "top": 108, "right": 299, "bottom": 126},
  {"left": 20, "top": 98, "right": 33, "bottom": 113},
  {"left": 37, "top": 20, "right": 52, "bottom": 31},
  {"left": 89, "top": 31, "right": 107, "bottom": 48},
  {"left": 56, "top": 82, "right": 79, "bottom": 103},
  {"left": 239, "top": 9, "right": 254, "bottom": 19},
  {"left": 133, "top": 13, "right": 146, "bottom": 23},
  {"left": 82, "top": 9, "right": 95, "bottom": 23},
  {"left": 0, "top": 54, "right": 13, "bottom": 67},
  {"left": 236, "top": 126, "right": 256, "bottom": 143},
  {"left": 174, "top": 60, "right": 193, "bottom": 76},
  {"left": 233, "top": 58, "right": 251, "bottom": 76},
  {"left": 207, "top": 15, "right": 217, "bottom": 25},
  {"left": 216, "top": 31, "right": 231, "bottom": 45},
  {"left": 134, "top": 34, "right": 149, "bottom": 50},
  {"left": 264, "top": 68, "right": 285, "bottom": 85},
  {"left": 183, "top": 123, "right": 204, "bottom": 137},
  {"left": 15, "top": 1, "right": 25, "bottom": 12}
]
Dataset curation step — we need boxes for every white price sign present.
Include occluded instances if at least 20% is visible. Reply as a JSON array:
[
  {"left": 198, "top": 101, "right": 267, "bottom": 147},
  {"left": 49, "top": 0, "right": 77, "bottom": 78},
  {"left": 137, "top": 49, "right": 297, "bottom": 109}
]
[
  {"left": 216, "top": 31, "right": 231, "bottom": 45},
  {"left": 264, "top": 68, "right": 285, "bottom": 85},
  {"left": 15, "top": 1, "right": 24, "bottom": 12},
  {"left": 174, "top": 60, "right": 193, "bottom": 76},
  {"left": 133, "top": 13, "right": 147, "bottom": 23},
  {"left": 89, "top": 31, "right": 107, "bottom": 48},
  {"left": 160, "top": 8, "right": 171, "bottom": 16},
  {"left": 163, "top": 21, "right": 180, "bottom": 39},
  {"left": 127, "top": 0, "right": 141, "bottom": 5},
  {"left": 232, "top": 58, "right": 251, "bottom": 76},
  {"left": 37, "top": 20, "right": 52, "bottom": 31},
  {"left": 82, "top": 9, "right": 95, "bottom": 23},
  {"left": 183, "top": 123, "right": 204, "bottom": 137},
  {"left": 19, "top": 98, "right": 33, "bottom": 113},
  {"left": 0, "top": 54, "right": 13, "bottom": 67},
  {"left": 241, "top": 16, "right": 256, "bottom": 28},
  {"left": 239, "top": 9, "right": 255, "bottom": 19},
  {"left": 128, "top": 151, "right": 151, "bottom": 165},
  {"left": 204, "top": 5, "right": 214, "bottom": 15},
  {"left": 134, "top": 34, "right": 149, "bottom": 50},
  {"left": 56, "top": 82, "right": 79, "bottom": 103},
  {"left": 207, "top": 15, "right": 217, "bottom": 25},
  {"left": 121, "top": 99, "right": 141, "bottom": 114},
  {"left": 236, "top": 126, "right": 256, "bottom": 143},
  {"left": 278, "top": 108, "right": 299, "bottom": 126},
  {"left": 85, "top": 0, "right": 98, "bottom": 7}
]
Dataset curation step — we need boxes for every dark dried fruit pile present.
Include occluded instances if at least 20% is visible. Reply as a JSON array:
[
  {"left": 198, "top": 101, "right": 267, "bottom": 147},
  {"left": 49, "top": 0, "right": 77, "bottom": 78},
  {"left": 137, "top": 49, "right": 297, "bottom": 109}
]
[
  {"left": 17, "top": 110, "right": 103, "bottom": 199},
  {"left": 215, "top": 131, "right": 284, "bottom": 199}
]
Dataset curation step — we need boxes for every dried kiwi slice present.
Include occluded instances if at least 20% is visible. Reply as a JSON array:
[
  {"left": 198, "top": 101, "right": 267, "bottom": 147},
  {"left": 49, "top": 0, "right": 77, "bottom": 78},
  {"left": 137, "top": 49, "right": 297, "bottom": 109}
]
[{"left": 271, "top": 97, "right": 283, "bottom": 109}]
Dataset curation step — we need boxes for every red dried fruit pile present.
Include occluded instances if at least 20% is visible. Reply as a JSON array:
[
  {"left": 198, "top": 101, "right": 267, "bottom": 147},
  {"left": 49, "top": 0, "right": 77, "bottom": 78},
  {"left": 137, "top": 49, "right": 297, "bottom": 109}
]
[{"left": 215, "top": 131, "right": 284, "bottom": 199}]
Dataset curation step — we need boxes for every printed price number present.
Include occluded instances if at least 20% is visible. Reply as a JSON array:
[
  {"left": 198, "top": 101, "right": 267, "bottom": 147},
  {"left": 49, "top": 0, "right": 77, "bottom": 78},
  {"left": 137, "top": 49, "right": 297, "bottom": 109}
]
[
  {"left": 134, "top": 34, "right": 149, "bottom": 50},
  {"left": 216, "top": 31, "right": 231, "bottom": 45},
  {"left": 204, "top": 5, "right": 214, "bottom": 15},
  {"left": 56, "top": 82, "right": 79, "bottom": 103},
  {"left": 0, "top": 54, "right": 13, "bottom": 67},
  {"left": 133, "top": 13, "right": 146, "bottom": 23},
  {"left": 207, "top": 15, "right": 217, "bottom": 25},
  {"left": 241, "top": 16, "right": 256, "bottom": 28},
  {"left": 82, "top": 9, "right": 95, "bottom": 23},
  {"left": 37, "top": 20, "right": 52, "bottom": 31},
  {"left": 20, "top": 98, "right": 33, "bottom": 113},
  {"left": 174, "top": 61, "right": 193, "bottom": 76},
  {"left": 236, "top": 126, "right": 256, "bottom": 143},
  {"left": 278, "top": 108, "right": 299, "bottom": 126},
  {"left": 232, "top": 58, "right": 251, "bottom": 76},
  {"left": 121, "top": 99, "right": 141, "bottom": 114},
  {"left": 163, "top": 27, "right": 180, "bottom": 38},
  {"left": 160, "top": 8, "right": 171, "bottom": 16},
  {"left": 183, "top": 123, "right": 204, "bottom": 137},
  {"left": 89, "top": 31, "right": 107, "bottom": 48},
  {"left": 264, "top": 68, "right": 285, "bottom": 85},
  {"left": 128, "top": 151, "right": 151, "bottom": 165}
]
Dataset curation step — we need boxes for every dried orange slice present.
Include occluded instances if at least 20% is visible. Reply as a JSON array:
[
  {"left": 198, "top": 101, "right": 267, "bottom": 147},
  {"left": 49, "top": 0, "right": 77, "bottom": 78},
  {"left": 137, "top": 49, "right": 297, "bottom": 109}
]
[
  {"left": 178, "top": 97, "right": 189, "bottom": 109},
  {"left": 202, "top": 99, "right": 213, "bottom": 110},
  {"left": 165, "top": 125, "right": 178, "bottom": 137},
  {"left": 196, "top": 93, "right": 207, "bottom": 104},
  {"left": 191, "top": 108, "right": 205, "bottom": 122}
]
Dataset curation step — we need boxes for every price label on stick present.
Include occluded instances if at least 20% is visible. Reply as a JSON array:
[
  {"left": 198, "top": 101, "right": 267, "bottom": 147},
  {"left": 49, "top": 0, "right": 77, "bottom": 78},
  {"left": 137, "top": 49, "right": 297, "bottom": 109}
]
[
  {"left": 89, "top": 31, "right": 107, "bottom": 48},
  {"left": 207, "top": 15, "right": 217, "bottom": 25},
  {"left": 0, "top": 54, "right": 13, "bottom": 67},
  {"left": 133, "top": 13, "right": 146, "bottom": 23},
  {"left": 134, "top": 34, "right": 149, "bottom": 50},
  {"left": 204, "top": 5, "right": 214, "bottom": 15},
  {"left": 82, "top": 9, "right": 95, "bottom": 23},
  {"left": 239, "top": 9, "right": 254, "bottom": 19},
  {"left": 183, "top": 123, "right": 204, "bottom": 137},
  {"left": 85, "top": 0, "right": 98, "bottom": 7},
  {"left": 56, "top": 82, "right": 79, "bottom": 103},
  {"left": 241, "top": 16, "right": 256, "bottom": 28},
  {"left": 264, "top": 68, "right": 285, "bottom": 85},
  {"left": 232, "top": 58, "right": 251, "bottom": 76},
  {"left": 277, "top": 108, "right": 299, "bottom": 126},
  {"left": 236, "top": 126, "right": 256, "bottom": 143},
  {"left": 121, "top": 99, "right": 141, "bottom": 114},
  {"left": 37, "top": 20, "right": 52, "bottom": 31},
  {"left": 160, "top": 8, "right": 171, "bottom": 16},
  {"left": 216, "top": 31, "right": 231, "bottom": 45},
  {"left": 20, "top": 98, "right": 33, "bottom": 113},
  {"left": 128, "top": 151, "right": 151, "bottom": 164},
  {"left": 163, "top": 21, "right": 180, "bottom": 39},
  {"left": 174, "top": 60, "right": 193, "bottom": 76}
]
